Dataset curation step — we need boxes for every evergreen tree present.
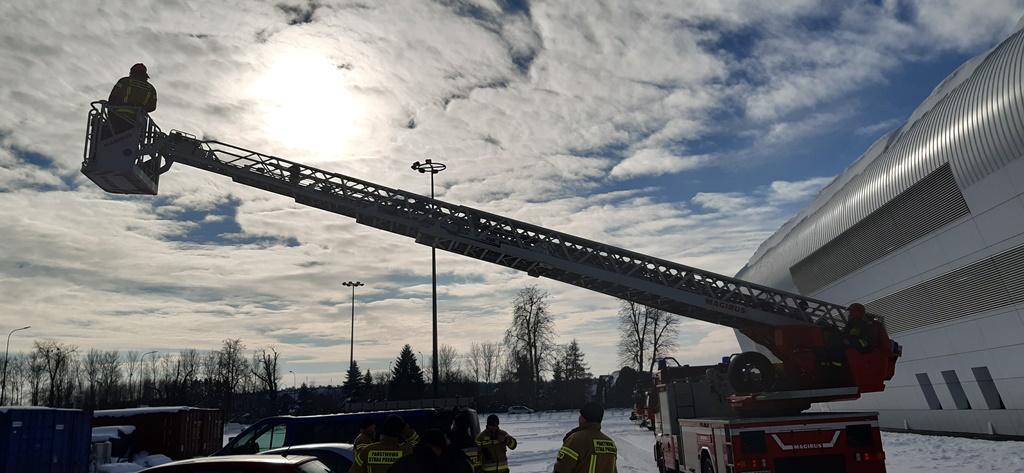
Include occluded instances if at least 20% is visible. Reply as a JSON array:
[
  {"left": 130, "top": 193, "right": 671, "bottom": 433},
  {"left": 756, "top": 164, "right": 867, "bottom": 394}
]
[
  {"left": 343, "top": 361, "right": 363, "bottom": 401},
  {"left": 362, "top": 370, "right": 373, "bottom": 399},
  {"left": 552, "top": 339, "right": 592, "bottom": 408},
  {"left": 389, "top": 345, "right": 425, "bottom": 400}
]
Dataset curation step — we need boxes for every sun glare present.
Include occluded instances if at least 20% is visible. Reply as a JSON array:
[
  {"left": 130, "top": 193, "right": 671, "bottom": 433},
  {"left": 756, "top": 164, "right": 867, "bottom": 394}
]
[{"left": 251, "top": 51, "right": 360, "bottom": 158}]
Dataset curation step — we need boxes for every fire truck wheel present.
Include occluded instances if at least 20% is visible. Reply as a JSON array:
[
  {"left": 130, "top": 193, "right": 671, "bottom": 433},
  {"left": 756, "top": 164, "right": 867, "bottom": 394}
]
[
  {"left": 654, "top": 444, "right": 666, "bottom": 473},
  {"left": 727, "top": 351, "right": 775, "bottom": 393},
  {"left": 701, "top": 454, "right": 715, "bottom": 473}
]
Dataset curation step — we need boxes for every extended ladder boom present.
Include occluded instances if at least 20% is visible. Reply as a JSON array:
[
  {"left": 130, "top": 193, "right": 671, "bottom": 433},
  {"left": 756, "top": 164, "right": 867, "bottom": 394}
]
[
  {"left": 83, "top": 103, "right": 903, "bottom": 401},
  {"left": 150, "top": 131, "right": 848, "bottom": 331}
]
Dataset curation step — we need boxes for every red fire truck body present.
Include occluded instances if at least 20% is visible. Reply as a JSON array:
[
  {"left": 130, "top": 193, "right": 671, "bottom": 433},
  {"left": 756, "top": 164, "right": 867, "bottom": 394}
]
[
  {"left": 653, "top": 365, "right": 888, "bottom": 473},
  {"left": 674, "top": 412, "right": 885, "bottom": 473}
]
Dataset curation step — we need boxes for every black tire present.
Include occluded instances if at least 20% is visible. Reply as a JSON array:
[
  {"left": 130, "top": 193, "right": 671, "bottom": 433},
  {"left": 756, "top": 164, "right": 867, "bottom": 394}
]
[
  {"left": 654, "top": 444, "right": 666, "bottom": 473},
  {"left": 728, "top": 351, "right": 776, "bottom": 393},
  {"left": 701, "top": 454, "right": 715, "bottom": 473}
]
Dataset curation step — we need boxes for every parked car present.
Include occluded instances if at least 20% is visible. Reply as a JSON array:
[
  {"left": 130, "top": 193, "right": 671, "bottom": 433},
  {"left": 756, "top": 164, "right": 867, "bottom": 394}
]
[
  {"left": 215, "top": 407, "right": 478, "bottom": 456},
  {"left": 260, "top": 443, "right": 355, "bottom": 473},
  {"left": 140, "top": 455, "right": 331, "bottom": 472},
  {"left": 507, "top": 406, "right": 534, "bottom": 414}
]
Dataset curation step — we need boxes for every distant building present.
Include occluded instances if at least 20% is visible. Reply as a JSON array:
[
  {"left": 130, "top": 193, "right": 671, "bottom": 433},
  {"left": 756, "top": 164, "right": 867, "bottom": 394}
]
[{"left": 736, "top": 24, "right": 1024, "bottom": 437}]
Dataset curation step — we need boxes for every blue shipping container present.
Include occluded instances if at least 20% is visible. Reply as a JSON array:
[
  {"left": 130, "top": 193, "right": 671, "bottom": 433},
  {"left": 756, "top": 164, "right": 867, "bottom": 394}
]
[{"left": 0, "top": 407, "right": 91, "bottom": 473}]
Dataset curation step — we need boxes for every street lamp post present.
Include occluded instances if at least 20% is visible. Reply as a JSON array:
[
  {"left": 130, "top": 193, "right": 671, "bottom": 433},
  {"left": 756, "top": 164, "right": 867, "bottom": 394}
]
[
  {"left": 411, "top": 159, "right": 446, "bottom": 398},
  {"left": 342, "top": 281, "right": 364, "bottom": 372},
  {"left": 289, "top": 370, "right": 296, "bottom": 389},
  {"left": 1, "top": 326, "right": 30, "bottom": 405},
  {"left": 141, "top": 350, "right": 157, "bottom": 403}
]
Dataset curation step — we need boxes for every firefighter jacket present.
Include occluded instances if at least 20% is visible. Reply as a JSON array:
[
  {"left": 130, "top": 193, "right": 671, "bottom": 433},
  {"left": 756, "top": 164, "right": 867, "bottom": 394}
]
[
  {"left": 450, "top": 429, "right": 481, "bottom": 472},
  {"left": 354, "top": 431, "right": 375, "bottom": 452},
  {"left": 553, "top": 423, "right": 617, "bottom": 473},
  {"left": 402, "top": 424, "right": 421, "bottom": 446},
  {"left": 475, "top": 428, "right": 517, "bottom": 472},
  {"left": 108, "top": 76, "right": 157, "bottom": 113},
  {"left": 351, "top": 435, "right": 414, "bottom": 473}
]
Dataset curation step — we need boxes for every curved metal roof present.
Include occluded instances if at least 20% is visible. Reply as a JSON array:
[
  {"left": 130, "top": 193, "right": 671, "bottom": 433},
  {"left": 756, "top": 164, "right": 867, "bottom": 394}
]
[{"left": 738, "top": 27, "right": 1024, "bottom": 289}]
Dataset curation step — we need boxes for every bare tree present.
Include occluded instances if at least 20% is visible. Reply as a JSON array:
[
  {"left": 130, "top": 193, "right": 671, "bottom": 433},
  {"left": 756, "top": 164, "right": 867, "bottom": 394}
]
[
  {"left": 504, "top": 285, "right": 556, "bottom": 396},
  {"left": 161, "top": 349, "right": 200, "bottom": 405},
  {"left": 252, "top": 347, "right": 282, "bottom": 416},
  {"left": 123, "top": 350, "right": 140, "bottom": 402},
  {"left": 467, "top": 343, "right": 484, "bottom": 382},
  {"left": 618, "top": 301, "right": 681, "bottom": 372},
  {"left": 617, "top": 300, "right": 651, "bottom": 372},
  {"left": 35, "top": 341, "right": 77, "bottom": 407},
  {"left": 646, "top": 308, "right": 679, "bottom": 371},
  {"left": 438, "top": 344, "right": 462, "bottom": 383},
  {"left": 83, "top": 349, "right": 103, "bottom": 409},
  {"left": 27, "top": 349, "right": 44, "bottom": 405},
  {"left": 3, "top": 353, "right": 29, "bottom": 405},
  {"left": 216, "top": 338, "right": 249, "bottom": 420},
  {"left": 98, "top": 350, "right": 121, "bottom": 408},
  {"left": 481, "top": 341, "right": 504, "bottom": 384}
]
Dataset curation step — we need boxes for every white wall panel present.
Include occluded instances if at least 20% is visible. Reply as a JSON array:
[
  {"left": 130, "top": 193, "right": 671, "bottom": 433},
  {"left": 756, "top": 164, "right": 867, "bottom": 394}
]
[
  {"left": 995, "top": 377, "right": 1024, "bottom": 409},
  {"left": 883, "top": 250, "right": 921, "bottom": 286},
  {"left": 914, "top": 328, "right": 956, "bottom": 358},
  {"left": 961, "top": 167, "right": 1017, "bottom": 213},
  {"left": 937, "top": 220, "right": 986, "bottom": 262},
  {"left": 906, "top": 237, "right": 947, "bottom": 278},
  {"left": 973, "top": 198, "right": 1024, "bottom": 247},
  {"left": 977, "top": 310, "right": 1024, "bottom": 349}
]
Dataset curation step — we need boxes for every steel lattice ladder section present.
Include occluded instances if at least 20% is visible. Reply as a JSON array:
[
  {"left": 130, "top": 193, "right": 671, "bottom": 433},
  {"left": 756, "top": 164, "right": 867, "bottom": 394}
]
[{"left": 157, "top": 130, "right": 852, "bottom": 332}]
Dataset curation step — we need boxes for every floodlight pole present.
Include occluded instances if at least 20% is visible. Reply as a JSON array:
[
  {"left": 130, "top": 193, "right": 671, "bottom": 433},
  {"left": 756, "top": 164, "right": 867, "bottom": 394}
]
[
  {"left": 342, "top": 281, "right": 364, "bottom": 372},
  {"left": 411, "top": 159, "right": 446, "bottom": 398}
]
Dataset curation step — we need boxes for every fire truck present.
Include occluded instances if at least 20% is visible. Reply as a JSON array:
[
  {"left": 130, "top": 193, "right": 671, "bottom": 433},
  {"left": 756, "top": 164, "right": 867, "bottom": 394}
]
[
  {"left": 81, "top": 102, "right": 902, "bottom": 472},
  {"left": 650, "top": 357, "right": 891, "bottom": 473}
]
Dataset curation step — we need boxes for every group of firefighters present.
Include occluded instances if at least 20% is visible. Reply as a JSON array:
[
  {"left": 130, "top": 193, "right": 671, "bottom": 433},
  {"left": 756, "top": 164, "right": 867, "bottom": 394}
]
[{"left": 350, "top": 402, "right": 618, "bottom": 473}]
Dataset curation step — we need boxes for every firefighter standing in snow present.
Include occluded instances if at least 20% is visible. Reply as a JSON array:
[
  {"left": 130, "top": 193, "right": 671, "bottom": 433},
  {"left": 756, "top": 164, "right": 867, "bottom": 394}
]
[
  {"left": 554, "top": 402, "right": 617, "bottom": 473},
  {"left": 476, "top": 414, "right": 517, "bottom": 472}
]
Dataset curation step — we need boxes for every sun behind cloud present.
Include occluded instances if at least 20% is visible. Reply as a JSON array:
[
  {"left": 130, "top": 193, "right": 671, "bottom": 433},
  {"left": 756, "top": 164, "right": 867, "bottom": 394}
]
[{"left": 250, "top": 49, "right": 360, "bottom": 158}]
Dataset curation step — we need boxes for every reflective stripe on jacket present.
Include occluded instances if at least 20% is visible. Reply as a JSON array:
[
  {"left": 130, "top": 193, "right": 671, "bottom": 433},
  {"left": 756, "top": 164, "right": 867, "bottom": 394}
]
[
  {"left": 553, "top": 423, "right": 617, "bottom": 473},
  {"left": 354, "top": 432, "right": 375, "bottom": 452},
  {"left": 351, "top": 435, "right": 413, "bottom": 473},
  {"left": 476, "top": 429, "right": 517, "bottom": 471}
]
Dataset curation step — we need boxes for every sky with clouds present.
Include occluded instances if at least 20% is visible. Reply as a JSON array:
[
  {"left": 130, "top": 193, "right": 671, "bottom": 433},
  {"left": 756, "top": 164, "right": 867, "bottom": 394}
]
[{"left": 2, "top": 0, "right": 1023, "bottom": 385}]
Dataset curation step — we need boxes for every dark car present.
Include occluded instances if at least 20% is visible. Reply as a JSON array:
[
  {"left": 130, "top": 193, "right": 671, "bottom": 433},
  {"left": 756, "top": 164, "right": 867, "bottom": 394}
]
[
  {"left": 216, "top": 408, "right": 479, "bottom": 456},
  {"left": 140, "top": 455, "right": 331, "bottom": 472},
  {"left": 260, "top": 443, "right": 355, "bottom": 473}
]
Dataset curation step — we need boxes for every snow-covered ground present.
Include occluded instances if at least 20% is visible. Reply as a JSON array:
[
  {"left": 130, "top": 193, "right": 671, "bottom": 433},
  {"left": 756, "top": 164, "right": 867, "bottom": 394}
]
[{"left": 104, "top": 408, "right": 1024, "bottom": 472}]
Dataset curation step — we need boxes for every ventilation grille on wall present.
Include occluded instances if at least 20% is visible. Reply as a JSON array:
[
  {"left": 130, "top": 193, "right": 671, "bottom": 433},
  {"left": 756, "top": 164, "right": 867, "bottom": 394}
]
[
  {"left": 791, "top": 164, "right": 969, "bottom": 294},
  {"left": 866, "top": 242, "right": 1024, "bottom": 334}
]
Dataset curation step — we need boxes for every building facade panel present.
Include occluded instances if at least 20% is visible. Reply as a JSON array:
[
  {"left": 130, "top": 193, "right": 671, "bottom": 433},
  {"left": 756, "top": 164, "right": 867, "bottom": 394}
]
[{"left": 736, "top": 25, "right": 1024, "bottom": 437}]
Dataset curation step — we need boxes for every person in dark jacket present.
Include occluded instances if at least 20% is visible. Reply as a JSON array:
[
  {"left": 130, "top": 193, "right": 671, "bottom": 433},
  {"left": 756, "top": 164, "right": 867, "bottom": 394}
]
[
  {"left": 449, "top": 412, "right": 480, "bottom": 472},
  {"left": 391, "top": 428, "right": 473, "bottom": 473},
  {"left": 107, "top": 63, "right": 157, "bottom": 135},
  {"left": 354, "top": 417, "right": 377, "bottom": 453}
]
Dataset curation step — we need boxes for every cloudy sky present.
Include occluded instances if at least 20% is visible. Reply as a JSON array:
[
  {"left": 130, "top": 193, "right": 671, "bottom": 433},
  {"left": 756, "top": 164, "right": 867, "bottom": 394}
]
[{"left": 2, "top": 0, "right": 1023, "bottom": 385}]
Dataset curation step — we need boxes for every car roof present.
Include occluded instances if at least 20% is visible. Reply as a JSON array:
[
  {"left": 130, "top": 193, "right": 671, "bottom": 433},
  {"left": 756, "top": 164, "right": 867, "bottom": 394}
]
[
  {"left": 261, "top": 443, "right": 355, "bottom": 457},
  {"left": 142, "top": 454, "right": 320, "bottom": 471}
]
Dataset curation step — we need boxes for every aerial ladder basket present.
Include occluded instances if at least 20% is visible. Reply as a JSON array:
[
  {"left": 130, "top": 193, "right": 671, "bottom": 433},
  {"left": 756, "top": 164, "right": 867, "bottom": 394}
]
[{"left": 82, "top": 101, "right": 169, "bottom": 195}]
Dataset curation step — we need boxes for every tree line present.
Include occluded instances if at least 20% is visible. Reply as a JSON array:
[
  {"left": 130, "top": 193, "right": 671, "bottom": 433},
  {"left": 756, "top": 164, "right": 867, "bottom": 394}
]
[{"left": 1, "top": 285, "right": 680, "bottom": 419}]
